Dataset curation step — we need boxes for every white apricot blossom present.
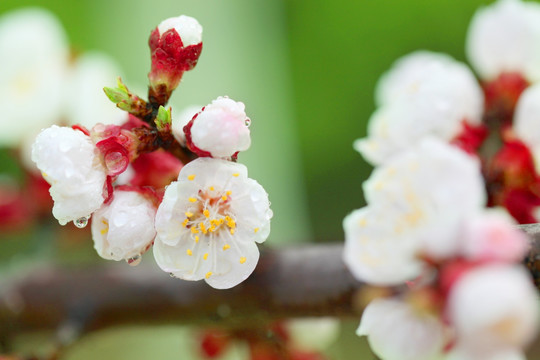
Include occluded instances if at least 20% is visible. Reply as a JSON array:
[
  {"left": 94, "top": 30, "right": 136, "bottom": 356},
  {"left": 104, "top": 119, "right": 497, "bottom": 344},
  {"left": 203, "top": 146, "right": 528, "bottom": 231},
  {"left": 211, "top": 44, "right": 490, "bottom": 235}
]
[
  {"left": 357, "top": 298, "right": 446, "bottom": 360},
  {"left": 466, "top": 0, "right": 540, "bottom": 82},
  {"left": 286, "top": 317, "right": 340, "bottom": 352},
  {"left": 157, "top": 15, "right": 202, "bottom": 47},
  {"left": 514, "top": 83, "right": 540, "bottom": 171},
  {"left": 447, "top": 264, "right": 539, "bottom": 359},
  {"left": 31, "top": 125, "right": 106, "bottom": 225},
  {"left": 344, "top": 139, "right": 485, "bottom": 285},
  {"left": 460, "top": 209, "right": 529, "bottom": 263},
  {"left": 153, "top": 157, "right": 272, "bottom": 289},
  {"left": 91, "top": 190, "right": 156, "bottom": 264},
  {"left": 172, "top": 104, "right": 201, "bottom": 146},
  {"left": 65, "top": 52, "right": 126, "bottom": 128},
  {"left": 355, "top": 51, "right": 483, "bottom": 165},
  {"left": 187, "top": 97, "right": 251, "bottom": 158},
  {"left": 0, "top": 8, "right": 69, "bottom": 146}
]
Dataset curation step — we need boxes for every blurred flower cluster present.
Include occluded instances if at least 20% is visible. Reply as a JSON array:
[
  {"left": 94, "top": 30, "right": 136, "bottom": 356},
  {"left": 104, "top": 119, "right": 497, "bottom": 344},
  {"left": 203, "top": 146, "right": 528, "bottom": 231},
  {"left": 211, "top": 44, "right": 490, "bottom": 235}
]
[{"left": 344, "top": 0, "right": 540, "bottom": 359}]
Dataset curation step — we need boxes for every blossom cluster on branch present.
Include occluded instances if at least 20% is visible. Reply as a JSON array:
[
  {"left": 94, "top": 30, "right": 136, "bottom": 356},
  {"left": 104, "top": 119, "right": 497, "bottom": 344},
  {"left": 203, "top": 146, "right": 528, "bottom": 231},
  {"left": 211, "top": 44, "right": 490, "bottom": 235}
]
[
  {"left": 344, "top": 0, "right": 540, "bottom": 359},
  {"left": 24, "top": 13, "right": 273, "bottom": 290}
]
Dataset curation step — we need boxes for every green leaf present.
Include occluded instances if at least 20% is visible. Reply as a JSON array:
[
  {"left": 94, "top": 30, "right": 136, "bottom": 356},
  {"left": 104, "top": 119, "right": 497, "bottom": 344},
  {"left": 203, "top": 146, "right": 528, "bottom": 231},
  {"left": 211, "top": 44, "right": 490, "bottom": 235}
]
[{"left": 154, "top": 106, "right": 172, "bottom": 131}]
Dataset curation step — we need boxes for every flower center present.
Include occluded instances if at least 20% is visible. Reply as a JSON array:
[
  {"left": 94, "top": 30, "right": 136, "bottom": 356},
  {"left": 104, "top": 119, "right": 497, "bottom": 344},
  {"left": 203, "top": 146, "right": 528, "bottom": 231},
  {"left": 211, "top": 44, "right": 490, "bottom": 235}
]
[{"left": 181, "top": 186, "right": 237, "bottom": 242}]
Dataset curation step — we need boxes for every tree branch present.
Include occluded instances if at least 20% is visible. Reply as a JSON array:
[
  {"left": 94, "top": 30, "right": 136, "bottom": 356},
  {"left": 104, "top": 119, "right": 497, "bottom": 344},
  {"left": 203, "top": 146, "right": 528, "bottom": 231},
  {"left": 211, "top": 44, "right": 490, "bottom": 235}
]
[{"left": 2, "top": 224, "right": 540, "bottom": 337}]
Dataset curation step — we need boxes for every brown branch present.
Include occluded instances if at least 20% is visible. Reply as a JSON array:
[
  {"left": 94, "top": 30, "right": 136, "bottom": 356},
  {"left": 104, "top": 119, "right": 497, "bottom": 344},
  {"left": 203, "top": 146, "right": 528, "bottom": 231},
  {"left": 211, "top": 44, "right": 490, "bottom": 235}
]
[
  {"left": 2, "top": 224, "right": 540, "bottom": 338},
  {"left": 0, "top": 244, "right": 362, "bottom": 337}
]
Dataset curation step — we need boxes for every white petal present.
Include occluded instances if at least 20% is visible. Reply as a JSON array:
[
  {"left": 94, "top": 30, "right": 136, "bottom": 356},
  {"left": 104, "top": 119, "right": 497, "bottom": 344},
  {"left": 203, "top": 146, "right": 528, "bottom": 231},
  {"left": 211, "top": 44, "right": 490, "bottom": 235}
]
[
  {"left": 65, "top": 52, "right": 126, "bottom": 128},
  {"left": 154, "top": 157, "right": 271, "bottom": 288},
  {"left": 363, "top": 138, "right": 486, "bottom": 259},
  {"left": 91, "top": 190, "right": 156, "bottom": 262},
  {"left": 32, "top": 126, "right": 106, "bottom": 225},
  {"left": 343, "top": 207, "right": 424, "bottom": 285},
  {"left": 190, "top": 97, "right": 251, "bottom": 158},
  {"left": 358, "top": 298, "right": 445, "bottom": 360},
  {"left": 172, "top": 105, "right": 202, "bottom": 146},
  {"left": 447, "top": 264, "right": 539, "bottom": 353},
  {"left": 514, "top": 83, "right": 540, "bottom": 172},
  {"left": 0, "top": 8, "right": 69, "bottom": 146},
  {"left": 357, "top": 51, "right": 483, "bottom": 166},
  {"left": 158, "top": 15, "right": 202, "bottom": 46},
  {"left": 466, "top": 0, "right": 540, "bottom": 81}
]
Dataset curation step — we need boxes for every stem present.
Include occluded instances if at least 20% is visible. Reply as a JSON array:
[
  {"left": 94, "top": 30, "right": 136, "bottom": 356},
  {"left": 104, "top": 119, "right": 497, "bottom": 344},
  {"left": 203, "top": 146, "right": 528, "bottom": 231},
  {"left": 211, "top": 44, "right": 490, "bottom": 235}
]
[
  {"left": 133, "top": 127, "right": 196, "bottom": 165},
  {"left": 2, "top": 225, "right": 540, "bottom": 336}
]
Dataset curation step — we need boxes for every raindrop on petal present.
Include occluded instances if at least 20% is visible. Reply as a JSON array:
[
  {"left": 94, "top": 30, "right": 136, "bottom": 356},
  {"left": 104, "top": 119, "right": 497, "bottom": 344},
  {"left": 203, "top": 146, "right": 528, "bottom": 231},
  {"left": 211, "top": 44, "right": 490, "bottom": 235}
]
[
  {"left": 74, "top": 216, "right": 89, "bottom": 228},
  {"left": 169, "top": 273, "right": 176, "bottom": 278},
  {"left": 244, "top": 118, "right": 251, "bottom": 127}
]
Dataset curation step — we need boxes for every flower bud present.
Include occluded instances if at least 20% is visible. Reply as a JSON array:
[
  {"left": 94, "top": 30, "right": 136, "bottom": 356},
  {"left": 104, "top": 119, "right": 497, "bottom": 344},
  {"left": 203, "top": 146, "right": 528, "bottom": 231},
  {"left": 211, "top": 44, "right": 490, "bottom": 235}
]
[
  {"left": 148, "top": 15, "right": 202, "bottom": 102},
  {"left": 184, "top": 97, "right": 251, "bottom": 159},
  {"left": 91, "top": 190, "right": 157, "bottom": 264},
  {"left": 32, "top": 125, "right": 107, "bottom": 225}
]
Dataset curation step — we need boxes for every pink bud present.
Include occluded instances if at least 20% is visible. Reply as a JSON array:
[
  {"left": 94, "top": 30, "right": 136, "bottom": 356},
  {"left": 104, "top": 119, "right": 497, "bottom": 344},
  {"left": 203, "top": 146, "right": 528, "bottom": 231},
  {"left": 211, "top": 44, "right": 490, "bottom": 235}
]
[{"left": 148, "top": 15, "right": 203, "bottom": 95}]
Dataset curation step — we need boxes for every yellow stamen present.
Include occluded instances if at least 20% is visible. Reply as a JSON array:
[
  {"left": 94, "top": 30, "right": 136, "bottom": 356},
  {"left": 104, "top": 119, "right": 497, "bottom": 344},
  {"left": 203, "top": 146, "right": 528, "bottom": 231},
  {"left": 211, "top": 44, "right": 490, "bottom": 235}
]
[
  {"left": 203, "top": 209, "right": 210, "bottom": 218},
  {"left": 209, "top": 186, "right": 215, "bottom": 191},
  {"left": 182, "top": 219, "right": 189, "bottom": 227},
  {"left": 187, "top": 174, "right": 196, "bottom": 181},
  {"left": 223, "top": 244, "right": 231, "bottom": 251},
  {"left": 205, "top": 271, "right": 213, "bottom": 279},
  {"left": 230, "top": 229, "right": 235, "bottom": 235},
  {"left": 203, "top": 253, "right": 208, "bottom": 260},
  {"left": 199, "top": 222, "right": 207, "bottom": 234},
  {"left": 195, "top": 236, "right": 199, "bottom": 243},
  {"left": 239, "top": 257, "right": 246, "bottom": 264},
  {"left": 188, "top": 197, "right": 197, "bottom": 203},
  {"left": 191, "top": 227, "right": 199, "bottom": 234},
  {"left": 186, "top": 249, "right": 193, "bottom": 256},
  {"left": 100, "top": 228, "right": 108, "bottom": 235},
  {"left": 232, "top": 173, "right": 239, "bottom": 177},
  {"left": 221, "top": 195, "right": 228, "bottom": 201},
  {"left": 254, "top": 228, "right": 260, "bottom": 233},
  {"left": 226, "top": 190, "right": 232, "bottom": 196},
  {"left": 185, "top": 211, "right": 194, "bottom": 218}
]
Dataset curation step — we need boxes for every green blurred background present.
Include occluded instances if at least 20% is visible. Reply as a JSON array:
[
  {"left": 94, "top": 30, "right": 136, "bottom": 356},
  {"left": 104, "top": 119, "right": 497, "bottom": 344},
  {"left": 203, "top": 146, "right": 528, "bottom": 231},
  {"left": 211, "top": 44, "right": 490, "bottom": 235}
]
[{"left": 1, "top": 0, "right": 536, "bottom": 359}]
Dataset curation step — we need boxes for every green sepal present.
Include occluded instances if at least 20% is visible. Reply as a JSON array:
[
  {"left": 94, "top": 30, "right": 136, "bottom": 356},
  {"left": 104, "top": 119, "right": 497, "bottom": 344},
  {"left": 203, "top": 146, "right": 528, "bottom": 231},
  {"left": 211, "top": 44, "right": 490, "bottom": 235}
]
[
  {"left": 155, "top": 106, "right": 172, "bottom": 131},
  {"left": 103, "top": 77, "right": 130, "bottom": 106}
]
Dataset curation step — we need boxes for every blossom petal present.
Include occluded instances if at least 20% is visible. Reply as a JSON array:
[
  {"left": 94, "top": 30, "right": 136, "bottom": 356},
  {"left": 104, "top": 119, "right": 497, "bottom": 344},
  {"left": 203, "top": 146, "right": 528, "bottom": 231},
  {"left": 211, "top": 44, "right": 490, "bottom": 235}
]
[{"left": 357, "top": 298, "right": 445, "bottom": 360}]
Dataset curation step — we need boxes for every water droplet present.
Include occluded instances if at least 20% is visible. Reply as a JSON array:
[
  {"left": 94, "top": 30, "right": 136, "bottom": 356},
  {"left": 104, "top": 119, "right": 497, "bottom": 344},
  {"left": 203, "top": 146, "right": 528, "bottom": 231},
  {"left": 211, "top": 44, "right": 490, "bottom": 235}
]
[
  {"left": 244, "top": 118, "right": 251, "bottom": 127},
  {"left": 126, "top": 255, "right": 142, "bottom": 266},
  {"left": 169, "top": 273, "right": 176, "bottom": 278},
  {"left": 74, "top": 216, "right": 89, "bottom": 228}
]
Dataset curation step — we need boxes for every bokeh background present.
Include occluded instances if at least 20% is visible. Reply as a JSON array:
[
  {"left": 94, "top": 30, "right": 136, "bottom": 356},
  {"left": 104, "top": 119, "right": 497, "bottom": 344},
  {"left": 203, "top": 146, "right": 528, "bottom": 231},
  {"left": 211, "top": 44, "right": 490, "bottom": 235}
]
[{"left": 1, "top": 0, "right": 536, "bottom": 359}]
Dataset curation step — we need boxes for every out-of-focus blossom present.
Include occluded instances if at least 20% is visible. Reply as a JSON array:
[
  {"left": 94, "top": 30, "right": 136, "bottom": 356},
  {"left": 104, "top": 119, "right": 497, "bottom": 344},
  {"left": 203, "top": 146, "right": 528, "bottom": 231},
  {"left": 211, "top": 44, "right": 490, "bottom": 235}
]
[
  {"left": 460, "top": 209, "right": 529, "bottom": 263},
  {"left": 286, "top": 317, "right": 340, "bottom": 353},
  {"left": 466, "top": 0, "right": 540, "bottom": 82},
  {"left": 355, "top": 51, "right": 484, "bottom": 165},
  {"left": 154, "top": 157, "right": 272, "bottom": 289},
  {"left": 357, "top": 298, "right": 446, "bottom": 360},
  {"left": 0, "top": 8, "right": 69, "bottom": 146},
  {"left": 447, "top": 264, "right": 539, "bottom": 359},
  {"left": 91, "top": 190, "right": 157, "bottom": 264},
  {"left": 344, "top": 139, "right": 485, "bottom": 285},
  {"left": 185, "top": 97, "right": 251, "bottom": 159},
  {"left": 65, "top": 52, "right": 127, "bottom": 128},
  {"left": 514, "top": 83, "right": 540, "bottom": 170}
]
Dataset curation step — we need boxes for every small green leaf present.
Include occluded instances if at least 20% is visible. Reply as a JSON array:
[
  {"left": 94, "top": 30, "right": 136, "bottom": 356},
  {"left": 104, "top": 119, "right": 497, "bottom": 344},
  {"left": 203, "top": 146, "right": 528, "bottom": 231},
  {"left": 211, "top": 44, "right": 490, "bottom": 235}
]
[
  {"left": 103, "top": 86, "right": 129, "bottom": 104},
  {"left": 155, "top": 106, "right": 172, "bottom": 131}
]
